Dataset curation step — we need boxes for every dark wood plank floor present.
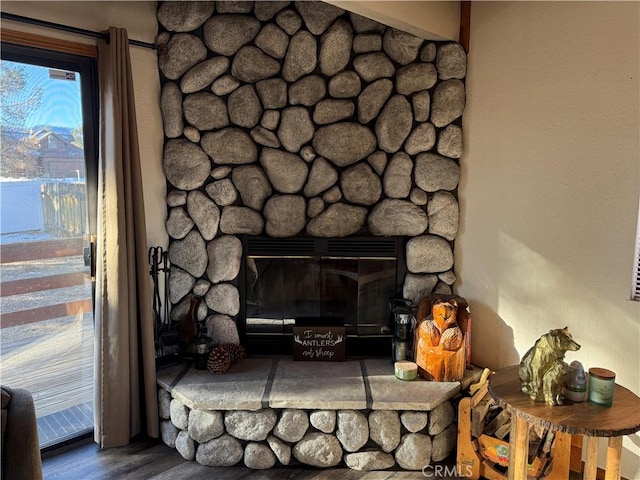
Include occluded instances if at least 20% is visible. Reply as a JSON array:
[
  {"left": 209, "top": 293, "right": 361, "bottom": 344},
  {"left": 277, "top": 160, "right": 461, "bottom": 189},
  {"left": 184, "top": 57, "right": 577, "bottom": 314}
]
[{"left": 42, "top": 437, "right": 447, "bottom": 479}]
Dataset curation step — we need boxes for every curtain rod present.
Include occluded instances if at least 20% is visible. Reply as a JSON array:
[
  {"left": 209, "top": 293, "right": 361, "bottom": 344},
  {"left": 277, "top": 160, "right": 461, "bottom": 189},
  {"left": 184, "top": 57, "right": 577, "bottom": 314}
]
[{"left": 0, "top": 12, "right": 157, "bottom": 50}]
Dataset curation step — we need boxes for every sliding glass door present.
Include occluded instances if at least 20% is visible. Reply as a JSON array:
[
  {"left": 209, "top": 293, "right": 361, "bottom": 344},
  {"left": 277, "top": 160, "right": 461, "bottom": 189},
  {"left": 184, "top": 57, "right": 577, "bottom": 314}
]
[{"left": 0, "top": 44, "right": 98, "bottom": 448}]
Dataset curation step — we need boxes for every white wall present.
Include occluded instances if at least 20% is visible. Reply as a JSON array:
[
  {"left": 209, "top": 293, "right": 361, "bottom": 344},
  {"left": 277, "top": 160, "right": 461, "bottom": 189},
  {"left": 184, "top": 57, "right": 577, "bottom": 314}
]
[
  {"left": 460, "top": 2, "right": 640, "bottom": 476},
  {"left": 1, "top": 1, "right": 167, "bottom": 248}
]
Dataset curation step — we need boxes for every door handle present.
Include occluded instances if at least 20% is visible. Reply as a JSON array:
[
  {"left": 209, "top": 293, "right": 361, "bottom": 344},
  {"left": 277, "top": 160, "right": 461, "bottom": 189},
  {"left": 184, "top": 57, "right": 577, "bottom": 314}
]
[{"left": 84, "top": 235, "right": 96, "bottom": 277}]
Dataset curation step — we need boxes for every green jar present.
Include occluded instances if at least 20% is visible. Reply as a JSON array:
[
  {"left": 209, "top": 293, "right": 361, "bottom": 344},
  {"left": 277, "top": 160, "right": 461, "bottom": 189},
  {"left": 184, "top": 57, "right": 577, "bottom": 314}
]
[{"left": 588, "top": 368, "right": 615, "bottom": 407}]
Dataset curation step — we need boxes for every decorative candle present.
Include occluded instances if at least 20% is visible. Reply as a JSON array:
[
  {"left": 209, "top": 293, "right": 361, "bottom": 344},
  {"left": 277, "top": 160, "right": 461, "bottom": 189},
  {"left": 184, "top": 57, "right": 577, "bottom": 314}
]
[
  {"left": 588, "top": 367, "right": 615, "bottom": 407},
  {"left": 394, "top": 361, "right": 418, "bottom": 381}
]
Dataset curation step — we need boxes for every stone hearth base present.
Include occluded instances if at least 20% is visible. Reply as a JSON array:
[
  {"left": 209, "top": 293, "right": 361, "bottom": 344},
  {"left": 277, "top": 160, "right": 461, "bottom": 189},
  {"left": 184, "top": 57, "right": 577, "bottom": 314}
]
[{"left": 157, "top": 359, "right": 480, "bottom": 471}]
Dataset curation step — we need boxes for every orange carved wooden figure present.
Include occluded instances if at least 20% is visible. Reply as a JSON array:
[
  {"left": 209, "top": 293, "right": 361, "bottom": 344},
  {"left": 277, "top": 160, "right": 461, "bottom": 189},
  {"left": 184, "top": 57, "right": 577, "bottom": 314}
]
[{"left": 415, "top": 298, "right": 466, "bottom": 382}]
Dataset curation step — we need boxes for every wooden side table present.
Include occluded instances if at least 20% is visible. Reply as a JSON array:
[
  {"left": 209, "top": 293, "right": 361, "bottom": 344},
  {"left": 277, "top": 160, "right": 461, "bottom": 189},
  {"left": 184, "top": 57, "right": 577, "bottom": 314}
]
[{"left": 488, "top": 365, "right": 640, "bottom": 480}]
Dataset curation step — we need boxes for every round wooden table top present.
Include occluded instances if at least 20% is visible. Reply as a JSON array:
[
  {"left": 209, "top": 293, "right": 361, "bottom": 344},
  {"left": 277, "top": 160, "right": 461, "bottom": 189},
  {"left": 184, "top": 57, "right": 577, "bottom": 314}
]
[{"left": 488, "top": 365, "right": 640, "bottom": 436}]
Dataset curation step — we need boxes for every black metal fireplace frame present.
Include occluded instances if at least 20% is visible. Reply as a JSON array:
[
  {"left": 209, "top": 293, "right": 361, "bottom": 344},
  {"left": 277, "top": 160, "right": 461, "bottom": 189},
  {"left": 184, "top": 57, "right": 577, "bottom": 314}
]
[{"left": 238, "top": 236, "right": 407, "bottom": 357}]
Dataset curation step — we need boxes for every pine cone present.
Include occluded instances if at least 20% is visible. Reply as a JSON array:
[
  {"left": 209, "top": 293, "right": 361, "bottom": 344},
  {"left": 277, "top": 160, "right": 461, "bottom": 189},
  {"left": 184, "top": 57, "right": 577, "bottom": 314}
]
[
  {"left": 219, "top": 343, "right": 246, "bottom": 363},
  {"left": 207, "top": 345, "right": 231, "bottom": 374}
]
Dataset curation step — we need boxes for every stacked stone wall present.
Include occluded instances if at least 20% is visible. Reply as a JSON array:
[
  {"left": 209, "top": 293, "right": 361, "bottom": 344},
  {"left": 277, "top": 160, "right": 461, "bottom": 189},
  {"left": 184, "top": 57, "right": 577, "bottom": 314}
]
[
  {"left": 158, "top": 386, "right": 457, "bottom": 471},
  {"left": 157, "top": 1, "right": 466, "bottom": 347}
]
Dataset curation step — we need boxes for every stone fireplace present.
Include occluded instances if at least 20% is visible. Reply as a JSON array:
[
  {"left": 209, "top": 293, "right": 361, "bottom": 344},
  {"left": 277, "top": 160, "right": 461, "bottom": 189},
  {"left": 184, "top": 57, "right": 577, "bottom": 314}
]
[{"left": 159, "top": 1, "right": 466, "bottom": 357}]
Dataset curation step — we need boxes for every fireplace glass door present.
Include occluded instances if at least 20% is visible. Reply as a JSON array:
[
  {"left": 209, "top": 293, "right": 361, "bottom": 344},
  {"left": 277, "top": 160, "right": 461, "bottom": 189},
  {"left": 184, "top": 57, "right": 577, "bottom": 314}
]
[{"left": 245, "top": 255, "right": 396, "bottom": 337}]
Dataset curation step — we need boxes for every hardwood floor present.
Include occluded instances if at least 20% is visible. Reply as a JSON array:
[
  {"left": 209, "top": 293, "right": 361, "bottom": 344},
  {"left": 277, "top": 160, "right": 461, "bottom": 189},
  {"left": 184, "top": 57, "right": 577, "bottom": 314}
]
[{"left": 42, "top": 437, "right": 445, "bottom": 479}]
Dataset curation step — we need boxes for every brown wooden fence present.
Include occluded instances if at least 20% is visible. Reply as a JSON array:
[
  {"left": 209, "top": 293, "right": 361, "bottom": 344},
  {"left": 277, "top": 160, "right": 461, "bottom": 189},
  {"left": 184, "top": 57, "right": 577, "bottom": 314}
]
[{"left": 41, "top": 182, "right": 88, "bottom": 237}]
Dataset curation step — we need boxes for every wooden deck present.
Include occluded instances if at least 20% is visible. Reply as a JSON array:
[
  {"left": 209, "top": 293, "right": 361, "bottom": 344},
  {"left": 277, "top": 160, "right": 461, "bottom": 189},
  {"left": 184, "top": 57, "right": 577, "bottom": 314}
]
[
  {"left": 1, "top": 310, "right": 94, "bottom": 447},
  {"left": 1, "top": 238, "right": 94, "bottom": 446},
  {"left": 1, "top": 238, "right": 93, "bottom": 412},
  {"left": 1, "top": 311, "right": 94, "bottom": 416}
]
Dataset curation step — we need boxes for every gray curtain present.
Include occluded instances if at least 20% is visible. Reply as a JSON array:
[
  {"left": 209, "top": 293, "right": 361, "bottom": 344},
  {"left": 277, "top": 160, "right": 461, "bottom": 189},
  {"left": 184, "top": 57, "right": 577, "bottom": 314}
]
[{"left": 94, "top": 26, "right": 159, "bottom": 448}]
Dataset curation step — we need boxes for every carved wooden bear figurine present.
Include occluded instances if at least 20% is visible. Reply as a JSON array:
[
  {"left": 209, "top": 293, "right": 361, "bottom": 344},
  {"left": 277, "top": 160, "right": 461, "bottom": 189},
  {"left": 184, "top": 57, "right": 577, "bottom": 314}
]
[
  {"left": 519, "top": 327, "right": 580, "bottom": 405},
  {"left": 415, "top": 299, "right": 466, "bottom": 382}
]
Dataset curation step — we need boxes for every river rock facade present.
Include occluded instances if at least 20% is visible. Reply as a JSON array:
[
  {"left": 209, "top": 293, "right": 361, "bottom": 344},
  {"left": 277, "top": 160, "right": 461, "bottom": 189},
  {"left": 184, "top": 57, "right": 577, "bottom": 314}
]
[
  {"left": 158, "top": 2, "right": 466, "bottom": 351},
  {"left": 158, "top": 387, "right": 457, "bottom": 471}
]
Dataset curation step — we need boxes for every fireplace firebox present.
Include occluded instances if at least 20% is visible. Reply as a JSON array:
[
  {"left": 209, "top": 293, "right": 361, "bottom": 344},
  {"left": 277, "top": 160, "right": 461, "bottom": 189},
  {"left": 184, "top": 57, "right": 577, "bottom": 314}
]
[{"left": 240, "top": 237, "right": 405, "bottom": 356}]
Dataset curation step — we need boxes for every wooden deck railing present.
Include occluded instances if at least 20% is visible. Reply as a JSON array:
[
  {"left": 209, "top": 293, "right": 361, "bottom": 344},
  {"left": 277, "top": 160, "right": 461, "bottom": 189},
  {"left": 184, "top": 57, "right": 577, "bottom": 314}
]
[
  {"left": 0, "top": 238, "right": 92, "bottom": 328},
  {"left": 0, "top": 237, "right": 85, "bottom": 263}
]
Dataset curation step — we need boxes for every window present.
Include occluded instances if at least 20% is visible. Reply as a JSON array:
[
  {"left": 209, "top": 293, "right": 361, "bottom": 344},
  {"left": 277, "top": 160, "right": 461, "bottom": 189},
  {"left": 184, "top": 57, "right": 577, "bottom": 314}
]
[
  {"left": 0, "top": 42, "right": 98, "bottom": 449},
  {"left": 47, "top": 134, "right": 59, "bottom": 149}
]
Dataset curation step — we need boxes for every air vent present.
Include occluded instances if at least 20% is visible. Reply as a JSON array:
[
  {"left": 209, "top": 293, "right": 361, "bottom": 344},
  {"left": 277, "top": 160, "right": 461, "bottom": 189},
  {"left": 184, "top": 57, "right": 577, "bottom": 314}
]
[
  {"left": 245, "top": 236, "right": 400, "bottom": 257},
  {"left": 327, "top": 238, "right": 398, "bottom": 257},
  {"left": 245, "top": 237, "right": 315, "bottom": 255}
]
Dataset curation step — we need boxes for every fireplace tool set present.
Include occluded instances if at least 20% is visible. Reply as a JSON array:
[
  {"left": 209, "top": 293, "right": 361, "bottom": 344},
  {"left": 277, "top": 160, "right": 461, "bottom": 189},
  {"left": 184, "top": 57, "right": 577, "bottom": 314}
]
[
  {"left": 148, "top": 246, "right": 215, "bottom": 367},
  {"left": 148, "top": 246, "right": 178, "bottom": 361}
]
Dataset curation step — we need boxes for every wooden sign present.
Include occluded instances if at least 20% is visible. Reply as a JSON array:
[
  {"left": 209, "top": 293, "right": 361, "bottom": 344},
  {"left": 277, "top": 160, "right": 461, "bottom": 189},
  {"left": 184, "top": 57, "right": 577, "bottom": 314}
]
[{"left": 292, "top": 326, "right": 346, "bottom": 361}]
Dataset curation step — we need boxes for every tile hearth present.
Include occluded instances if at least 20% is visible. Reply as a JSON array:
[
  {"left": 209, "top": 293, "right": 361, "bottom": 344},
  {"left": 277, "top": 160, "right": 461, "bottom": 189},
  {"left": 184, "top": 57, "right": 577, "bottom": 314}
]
[
  {"left": 158, "top": 358, "right": 479, "bottom": 411},
  {"left": 157, "top": 359, "right": 481, "bottom": 471}
]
